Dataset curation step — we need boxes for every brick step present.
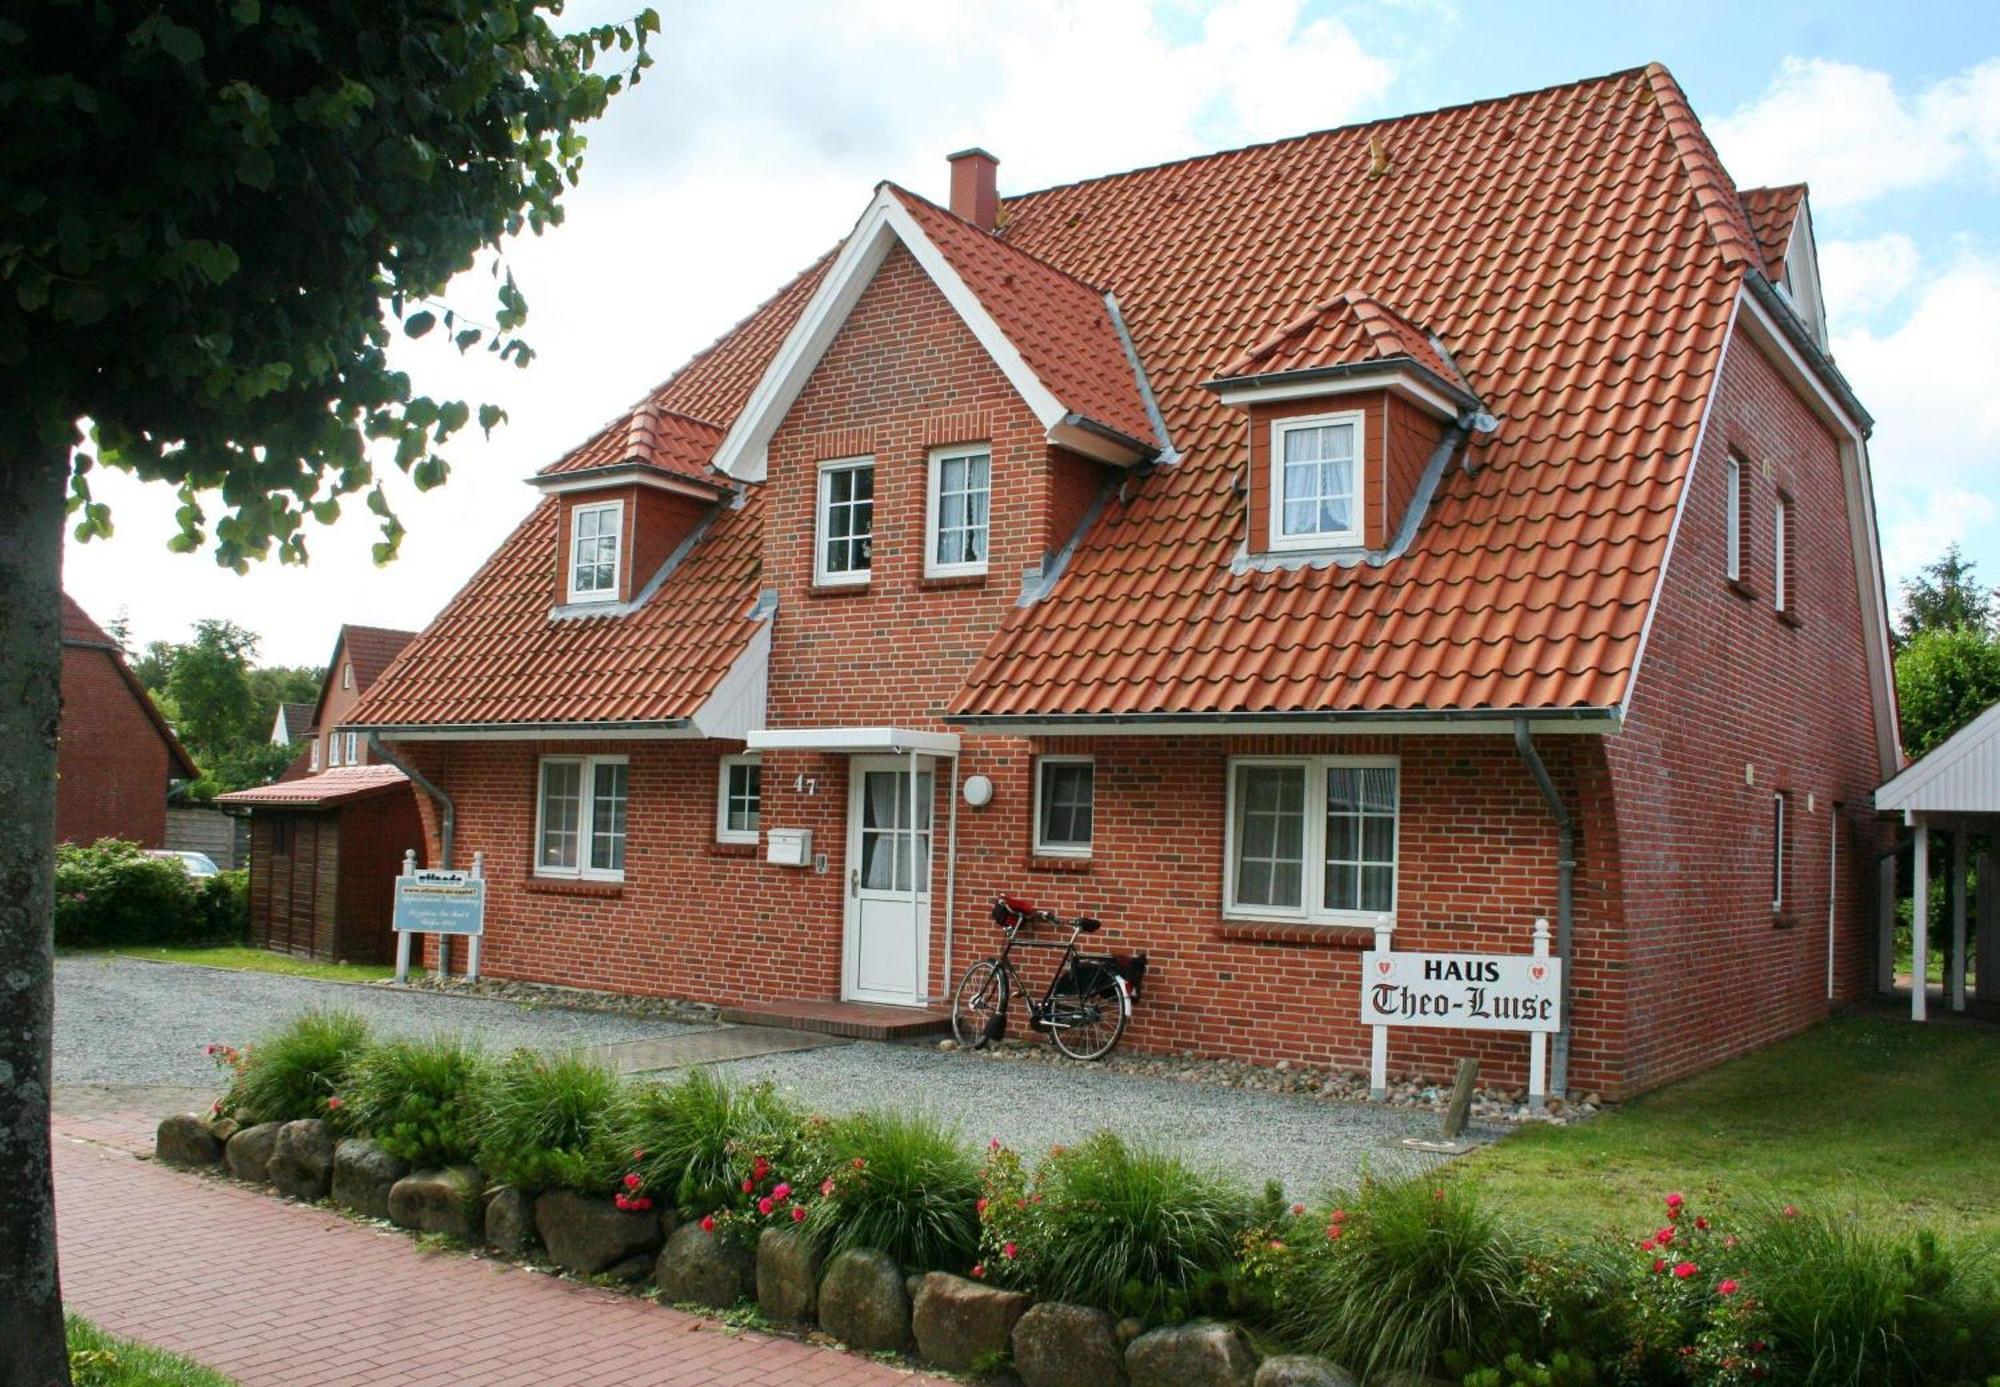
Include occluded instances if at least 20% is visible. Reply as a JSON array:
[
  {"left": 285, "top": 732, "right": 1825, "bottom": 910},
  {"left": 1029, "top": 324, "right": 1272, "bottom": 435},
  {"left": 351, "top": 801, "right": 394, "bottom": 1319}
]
[{"left": 719, "top": 998, "right": 953, "bottom": 1042}]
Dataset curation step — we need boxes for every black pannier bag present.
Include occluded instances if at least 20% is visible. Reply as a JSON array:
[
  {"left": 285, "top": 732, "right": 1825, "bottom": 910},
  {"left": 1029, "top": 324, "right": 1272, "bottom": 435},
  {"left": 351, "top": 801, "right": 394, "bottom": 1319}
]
[{"left": 1058, "top": 952, "right": 1149, "bottom": 1001}]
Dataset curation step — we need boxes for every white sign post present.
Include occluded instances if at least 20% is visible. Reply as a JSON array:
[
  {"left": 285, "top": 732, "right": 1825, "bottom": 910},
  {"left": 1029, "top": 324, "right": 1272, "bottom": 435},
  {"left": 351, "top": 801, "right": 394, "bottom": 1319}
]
[
  {"left": 393, "top": 851, "right": 487, "bottom": 984},
  {"left": 1362, "top": 917, "right": 1561, "bottom": 1108}
]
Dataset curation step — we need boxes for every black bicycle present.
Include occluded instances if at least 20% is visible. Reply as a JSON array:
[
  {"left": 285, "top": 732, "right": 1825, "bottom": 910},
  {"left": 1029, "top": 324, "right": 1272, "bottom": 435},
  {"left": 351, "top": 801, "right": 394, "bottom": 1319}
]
[{"left": 950, "top": 895, "right": 1148, "bottom": 1061}]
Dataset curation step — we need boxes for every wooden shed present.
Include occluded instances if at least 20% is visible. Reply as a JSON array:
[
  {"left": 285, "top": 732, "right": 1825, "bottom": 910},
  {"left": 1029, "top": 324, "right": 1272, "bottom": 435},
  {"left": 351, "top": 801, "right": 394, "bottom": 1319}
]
[{"left": 219, "top": 765, "right": 425, "bottom": 963}]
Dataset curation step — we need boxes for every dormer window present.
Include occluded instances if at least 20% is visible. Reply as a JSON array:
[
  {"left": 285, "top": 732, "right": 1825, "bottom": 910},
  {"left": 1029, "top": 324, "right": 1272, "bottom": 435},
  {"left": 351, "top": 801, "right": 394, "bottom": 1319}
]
[
  {"left": 926, "top": 445, "right": 991, "bottom": 577},
  {"left": 568, "top": 500, "right": 624, "bottom": 603},
  {"left": 1271, "top": 412, "right": 1364, "bottom": 551}
]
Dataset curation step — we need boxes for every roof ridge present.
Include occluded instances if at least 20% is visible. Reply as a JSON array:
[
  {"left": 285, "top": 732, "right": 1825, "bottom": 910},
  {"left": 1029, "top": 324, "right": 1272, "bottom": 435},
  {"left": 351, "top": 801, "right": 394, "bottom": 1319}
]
[
  {"left": 885, "top": 182, "right": 1116, "bottom": 300},
  {"left": 1640, "top": 62, "right": 1759, "bottom": 271},
  {"left": 1000, "top": 65, "right": 1653, "bottom": 204}
]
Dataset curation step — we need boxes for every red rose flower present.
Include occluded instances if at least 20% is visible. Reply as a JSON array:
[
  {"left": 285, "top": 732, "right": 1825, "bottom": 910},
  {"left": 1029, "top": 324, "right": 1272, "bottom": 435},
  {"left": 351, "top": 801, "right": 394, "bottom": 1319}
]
[
  {"left": 791, "top": 1205, "right": 807, "bottom": 1223},
  {"left": 624, "top": 1173, "right": 642, "bottom": 1190},
  {"left": 742, "top": 1179, "right": 755, "bottom": 1194},
  {"left": 1290, "top": 1203, "right": 1306, "bottom": 1216},
  {"left": 1718, "top": 1278, "right": 1739, "bottom": 1295},
  {"left": 325, "top": 1096, "right": 343, "bottom": 1111},
  {"left": 700, "top": 1215, "right": 715, "bottom": 1233},
  {"left": 970, "top": 1264, "right": 985, "bottom": 1279},
  {"left": 757, "top": 1197, "right": 775, "bottom": 1216},
  {"left": 772, "top": 1183, "right": 791, "bottom": 1201},
  {"left": 1654, "top": 1258, "right": 1667, "bottom": 1273},
  {"left": 821, "top": 1178, "right": 836, "bottom": 1197},
  {"left": 1673, "top": 1261, "right": 1697, "bottom": 1279},
  {"left": 1002, "top": 1242, "right": 1018, "bottom": 1260}
]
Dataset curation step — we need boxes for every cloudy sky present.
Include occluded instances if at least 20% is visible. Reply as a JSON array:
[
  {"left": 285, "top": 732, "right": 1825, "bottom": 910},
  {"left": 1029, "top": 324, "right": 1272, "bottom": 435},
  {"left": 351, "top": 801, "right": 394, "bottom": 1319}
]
[{"left": 63, "top": 0, "right": 2000, "bottom": 665}]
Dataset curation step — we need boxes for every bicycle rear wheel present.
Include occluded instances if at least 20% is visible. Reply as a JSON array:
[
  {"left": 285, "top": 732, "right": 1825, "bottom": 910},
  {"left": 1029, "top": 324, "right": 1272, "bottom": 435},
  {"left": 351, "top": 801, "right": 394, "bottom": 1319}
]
[
  {"left": 950, "top": 959, "right": 1010, "bottom": 1050},
  {"left": 1046, "top": 978, "right": 1127, "bottom": 1061}
]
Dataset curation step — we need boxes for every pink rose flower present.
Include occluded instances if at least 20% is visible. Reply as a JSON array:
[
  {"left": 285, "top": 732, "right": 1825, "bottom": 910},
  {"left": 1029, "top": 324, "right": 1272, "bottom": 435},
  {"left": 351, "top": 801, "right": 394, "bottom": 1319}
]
[
  {"left": 1718, "top": 1278, "right": 1739, "bottom": 1295},
  {"left": 772, "top": 1182, "right": 791, "bottom": 1201},
  {"left": 1002, "top": 1242, "right": 1017, "bottom": 1260},
  {"left": 757, "top": 1197, "right": 774, "bottom": 1216},
  {"left": 791, "top": 1205, "right": 807, "bottom": 1223}
]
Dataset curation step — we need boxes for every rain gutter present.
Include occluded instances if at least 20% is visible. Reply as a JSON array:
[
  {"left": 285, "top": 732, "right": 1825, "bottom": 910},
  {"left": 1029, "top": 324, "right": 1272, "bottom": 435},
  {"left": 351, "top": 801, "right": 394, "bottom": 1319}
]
[{"left": 1513, "top": 718, "right": 1574, "bottom": 1101}]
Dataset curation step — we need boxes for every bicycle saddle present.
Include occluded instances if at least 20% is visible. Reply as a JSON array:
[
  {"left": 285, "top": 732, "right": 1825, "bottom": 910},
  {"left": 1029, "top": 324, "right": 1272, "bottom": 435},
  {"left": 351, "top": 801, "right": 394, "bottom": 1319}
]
[{"left": 1074, "top": 916, "right": 1102, "bottom": 932}]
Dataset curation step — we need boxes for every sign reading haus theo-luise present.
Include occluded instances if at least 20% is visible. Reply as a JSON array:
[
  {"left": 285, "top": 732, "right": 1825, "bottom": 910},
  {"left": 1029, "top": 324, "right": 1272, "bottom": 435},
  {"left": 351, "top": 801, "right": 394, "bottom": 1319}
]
[{"left": 1360, "top": 949, "right": 1563, "bottom": 1033}]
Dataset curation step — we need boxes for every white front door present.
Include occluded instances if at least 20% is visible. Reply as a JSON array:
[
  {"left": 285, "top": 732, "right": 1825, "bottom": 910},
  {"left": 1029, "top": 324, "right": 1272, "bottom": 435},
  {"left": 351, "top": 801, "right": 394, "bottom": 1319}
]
[{"left": 844, "top": 756, "right": 933, "bottom": 1006}]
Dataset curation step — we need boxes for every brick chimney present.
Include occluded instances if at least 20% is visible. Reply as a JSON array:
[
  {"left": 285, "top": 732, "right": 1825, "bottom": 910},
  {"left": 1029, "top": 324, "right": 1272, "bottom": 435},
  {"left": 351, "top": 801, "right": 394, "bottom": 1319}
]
[{"left": 948, "top": 148, "right": 1000, "bottom": 231}]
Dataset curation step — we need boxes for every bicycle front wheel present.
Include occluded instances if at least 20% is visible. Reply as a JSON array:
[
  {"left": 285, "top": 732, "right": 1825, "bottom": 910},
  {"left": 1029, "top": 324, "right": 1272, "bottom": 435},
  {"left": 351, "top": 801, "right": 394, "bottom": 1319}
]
[
  {"left": 951, "top": 959, "right": 1010, "bottom": 1049},
  {"left": 1046, "top": 979, "right": 1127, "bottom": 1061}
]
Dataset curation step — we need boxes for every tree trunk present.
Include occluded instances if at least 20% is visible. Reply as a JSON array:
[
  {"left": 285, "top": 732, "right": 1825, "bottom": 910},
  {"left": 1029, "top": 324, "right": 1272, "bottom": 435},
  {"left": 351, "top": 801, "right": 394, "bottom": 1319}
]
[{"left": 0, "top": 441, "right": 72, "bottom": 1387}]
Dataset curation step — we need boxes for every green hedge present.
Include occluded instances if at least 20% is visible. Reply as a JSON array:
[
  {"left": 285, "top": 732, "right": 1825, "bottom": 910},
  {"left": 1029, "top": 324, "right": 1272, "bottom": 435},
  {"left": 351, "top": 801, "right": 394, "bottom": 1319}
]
[
  {"left": 210, "top": 1011, "right": 2000, "bottom": 1384},
  {"left": 55, "top": 839, "right": 246, "bottom": 948}
]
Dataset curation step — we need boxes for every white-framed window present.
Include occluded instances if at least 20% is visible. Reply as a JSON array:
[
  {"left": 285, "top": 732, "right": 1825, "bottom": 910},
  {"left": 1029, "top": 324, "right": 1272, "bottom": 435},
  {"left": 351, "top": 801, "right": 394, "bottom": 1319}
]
[
  {"left": 536, "top": 755, "right": 629, "bottom": 879},
  {"left": 925, "top": 444, "right": 992, "bottom": 577},
  {"left": 344, "top": 731, "right": 359, "bottom": 765},
  {"left": 1033, "top": 756, "right": 1094, "bottom": 857},
  {"left": 327, "top": 735, "right": 342, "bottom": 767},
  {"left": 1771, "top": 791, "right": 1787, "bottom": 911},
  {"left": 1724, "top": 455, "right": 1744, "bottom": 583},
  {"left": 567, "top": 499, "right": 624, "bottom": 604},
  {"left": 341, "top": 662, "right": 354, "bottom": 689},
  {"left": 309, "top": 740, "right": 321, "bottom": 772},
  {"left": 1269, "top": 411, "right": 1364, "bottom": 551},
  {"left": 814, "top": 457, "right": 874, "bottom": 586},
  {"left": 1774, "top": 495, "right": 1790, "bottom": 614},
  {"left": 1225, "top": 756, "right": 1400, "bottom": 922},
  {"left": 716, "top": 754, "right": 762, "bottom": 845}
]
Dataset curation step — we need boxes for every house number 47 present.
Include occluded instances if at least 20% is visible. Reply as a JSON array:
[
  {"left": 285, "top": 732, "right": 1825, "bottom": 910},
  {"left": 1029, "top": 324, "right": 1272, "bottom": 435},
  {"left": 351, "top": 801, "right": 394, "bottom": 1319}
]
[{"left": 793, "top": 774, "right": 819, "bottom": 796}]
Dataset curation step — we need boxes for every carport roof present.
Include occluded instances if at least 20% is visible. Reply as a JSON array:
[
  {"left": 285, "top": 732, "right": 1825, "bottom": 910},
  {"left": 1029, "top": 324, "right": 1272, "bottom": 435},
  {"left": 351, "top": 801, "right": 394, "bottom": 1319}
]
[{"left": 1875, "top": 702, "right": 2000, "bottom": 815}]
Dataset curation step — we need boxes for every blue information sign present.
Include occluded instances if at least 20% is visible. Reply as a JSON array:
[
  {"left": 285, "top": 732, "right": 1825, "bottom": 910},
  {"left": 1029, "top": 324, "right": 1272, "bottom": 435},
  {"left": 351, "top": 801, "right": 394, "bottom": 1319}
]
[{"left": 393, "top": 870, "right": 486, "bottom": 936}]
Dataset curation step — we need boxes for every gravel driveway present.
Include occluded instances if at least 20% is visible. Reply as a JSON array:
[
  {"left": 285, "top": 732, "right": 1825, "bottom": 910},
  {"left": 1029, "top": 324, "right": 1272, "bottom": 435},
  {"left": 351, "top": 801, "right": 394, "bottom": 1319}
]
[
  {"left": 711, "top": 1043, "right": 1462, "bottom": 1197},
  {"left": 54, "top": 954, "right": 699, "bottom": 1089}
]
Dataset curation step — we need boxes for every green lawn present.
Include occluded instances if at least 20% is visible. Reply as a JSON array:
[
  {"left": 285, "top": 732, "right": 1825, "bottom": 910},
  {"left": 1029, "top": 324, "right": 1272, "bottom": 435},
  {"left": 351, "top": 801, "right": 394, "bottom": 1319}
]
[
  {"left": 1462, "top": 1016, "right": 2000, "bottom": 1241},
  {"left": 67, "top": 1316, "right": 236, "bottom": 1387},
  {"left": 96, "top": 944, "right": 393, "bottom": 985}
]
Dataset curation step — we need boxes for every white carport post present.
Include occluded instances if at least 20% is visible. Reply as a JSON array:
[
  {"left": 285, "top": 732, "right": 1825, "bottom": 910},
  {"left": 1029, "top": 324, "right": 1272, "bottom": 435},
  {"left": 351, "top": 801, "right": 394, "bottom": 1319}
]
[
  {"left": 1950, "top": 829, "right": 1968, "bottom": 1013},
  {"left": 1911, "top": 817, "right": 1929, "bottom": 1022},
  {"left": 909, "top": 745, "right": 920, "bottom": 1002}
]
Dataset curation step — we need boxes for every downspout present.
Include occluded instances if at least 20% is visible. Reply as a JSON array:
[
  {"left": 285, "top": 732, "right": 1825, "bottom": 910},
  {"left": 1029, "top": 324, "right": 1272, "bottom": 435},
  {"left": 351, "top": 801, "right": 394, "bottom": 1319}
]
[
  {"left": 368, "top": 730, "right": 458, "bottom": 975},
  {"left": 1513, "top": 719, "right": 1574, "bottom": 1099}
]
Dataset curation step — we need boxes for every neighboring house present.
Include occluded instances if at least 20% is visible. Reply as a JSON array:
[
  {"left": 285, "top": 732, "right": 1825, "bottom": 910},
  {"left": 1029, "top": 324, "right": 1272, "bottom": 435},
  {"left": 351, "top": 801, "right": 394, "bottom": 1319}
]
[
  {"left": 220, "top": 624, "right": 423, "bottom": 961},
  {"left": 58, "top": 594, "right": 199, "bottom": 847},
  {"left": 346, "top": 65, "right": 1898, "bottom": 1099},
  {"left": 270, "top": 701, "right": 314, "bottom": 746}
]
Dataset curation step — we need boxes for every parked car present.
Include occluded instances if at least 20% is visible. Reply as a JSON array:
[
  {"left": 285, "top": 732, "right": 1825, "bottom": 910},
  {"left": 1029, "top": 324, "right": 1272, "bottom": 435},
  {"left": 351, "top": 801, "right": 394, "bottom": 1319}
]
[{"left": 147, "top": 849, "right": 220, "bottom": 879}]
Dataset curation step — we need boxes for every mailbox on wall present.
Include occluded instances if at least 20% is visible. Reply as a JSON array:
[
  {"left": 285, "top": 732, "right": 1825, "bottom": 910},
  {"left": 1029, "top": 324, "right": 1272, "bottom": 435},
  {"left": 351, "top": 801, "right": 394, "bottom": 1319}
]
[{"left": 766, "top": 828, "right": 812, "bottom": 867}]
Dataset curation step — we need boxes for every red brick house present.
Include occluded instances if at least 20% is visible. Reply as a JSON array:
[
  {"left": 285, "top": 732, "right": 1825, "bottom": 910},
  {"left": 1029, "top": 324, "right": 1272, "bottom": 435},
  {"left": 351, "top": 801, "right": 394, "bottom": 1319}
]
[
  {"left": 58, "top": 594, "right": 199, "bottom": 847},
  {"left": 346, "top": 66, "right": 1898, "bottom": 1098}
]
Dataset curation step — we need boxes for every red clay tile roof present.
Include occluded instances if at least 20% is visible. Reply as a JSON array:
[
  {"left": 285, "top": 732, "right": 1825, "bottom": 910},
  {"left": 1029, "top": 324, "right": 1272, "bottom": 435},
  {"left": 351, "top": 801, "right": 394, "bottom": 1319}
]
[
  {"left": 1212, "top": 291, "right": 1471, "bottom": 398},
  {"left": 346, "top": 261, "right": 830, "bottom": 730},
  {"left": 217, "top": 764, "right": 410, "bottom": 808},
  {"left": 953, "top": 63, "right": 1753, "bottom": 719},
  {"left": 358, "top": 62, "right": 1802, "bottom": 729},
  {"left": 60, "top": 593, "right": 201, "bottom": 777},
  {"left": 1739, "top": 184, "right": 1806, "bottom": 282},
  {"left": 888, "top": 186, "right": 1158, "bottom": 448},
  {"left": 342, "top": 625, "right": 419, "bottom": 692},
  {"left": 536, "top": 400, "right": 729, "bottom": 486}
]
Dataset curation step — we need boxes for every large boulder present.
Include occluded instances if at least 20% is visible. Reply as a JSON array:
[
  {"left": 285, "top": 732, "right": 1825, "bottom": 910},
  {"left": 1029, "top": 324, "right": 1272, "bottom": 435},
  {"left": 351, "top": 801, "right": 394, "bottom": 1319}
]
[
  {"left": 1126, "top": 1321, "right": 1258, "bottom": 1387},
  {"left": 223, "top": 1121, "right": 283, "bottom": 1183},
  {"left": 1372, "top": 1374, "right": 1456, "bottom": 1387},
  {"left": 387, "top": 1167, "right": 482, "bottom": 1240},
  {"left": 331, "top": 1139, "right": 409, "bottom": 1221},
  {"left": 267, "top": 1119, "right": 335, "bottom": 1201},
  {"left": 655, "top": 1222, "right": 755, "bottom": 1309},
  {"left": 533, "top": 1190, "right": 664, "bottom": 1276},
  {"left": 912, "top": 1271, "right": 1033, "bottom": 1372},
  {"left": 756, "top": 1225, "right": 824, "bottom": 1323},
  {"left": 484, "top": 1186, "right": 535, "bottom": 1256},
  {"left": 1255, "top": 1357, "right": 1357, "bottom": 1387},
  {"left": 1014, "top": 1303, "right": 1125, "bottom": 1387},
  {"left": 155, "top": 1114, "right": 223, "bottom": 1168},
  {"left": 818, "top": 1248, "right": 911, "bottom": 1354}
]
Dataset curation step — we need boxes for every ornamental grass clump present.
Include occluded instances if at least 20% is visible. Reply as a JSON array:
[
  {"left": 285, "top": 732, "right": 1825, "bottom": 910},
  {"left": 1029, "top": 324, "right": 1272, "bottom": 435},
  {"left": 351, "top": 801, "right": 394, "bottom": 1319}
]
[
  {"left": 220, "top": 1008, "right": 373, "bottom": 1127},
  {"left": 1262, "top": 1174, "right": 1525, "bottom": 1381},
  {"left": 979, "top": 1133, "right": 1254, "bottom": 1323},
  {"left": 474, "top": 1050, "right": 628, "bottom": 1193},
  {"left": 1730, "top": 1198, "right": 2000, "bottom": 1385},
  {"left": 617, "top": 1068, "right": 805, "bottom": 1214},
  {"left": 345, "top": 1033, "right": 492, "bottom": 1169},
  {"left": 805, "top": 1110, "right": 982, "bottom": 1270}
]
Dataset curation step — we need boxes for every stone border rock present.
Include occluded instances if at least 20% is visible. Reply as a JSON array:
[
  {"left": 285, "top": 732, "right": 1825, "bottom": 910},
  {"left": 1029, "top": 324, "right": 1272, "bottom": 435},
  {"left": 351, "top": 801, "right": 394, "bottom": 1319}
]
[{"left": 385, "top": 974, "right": 721, "bottom": 1026}]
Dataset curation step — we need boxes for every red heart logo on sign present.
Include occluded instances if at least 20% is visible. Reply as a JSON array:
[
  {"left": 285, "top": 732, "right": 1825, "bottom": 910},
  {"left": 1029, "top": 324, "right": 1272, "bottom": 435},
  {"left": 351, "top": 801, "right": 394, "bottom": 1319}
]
[
  {"left": 1530, "top": 964, "right": 1546, "bottom": 981},
  {"left": 1376, "top": 959, "right": 1393, "bottom": 976}
]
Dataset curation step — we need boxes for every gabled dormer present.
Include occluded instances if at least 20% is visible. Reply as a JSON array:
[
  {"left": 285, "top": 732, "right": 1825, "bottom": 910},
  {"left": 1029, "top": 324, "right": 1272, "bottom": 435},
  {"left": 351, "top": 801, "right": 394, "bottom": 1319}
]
[
  {"left": 531, "top": 400, "right": 735, "bottom": 614},
  {"left": 1203, "top": 292, "right": 1485, "bottom": 561},
  {"left": 1740, "top": 184, "right": 1826, "bottom": 349}
]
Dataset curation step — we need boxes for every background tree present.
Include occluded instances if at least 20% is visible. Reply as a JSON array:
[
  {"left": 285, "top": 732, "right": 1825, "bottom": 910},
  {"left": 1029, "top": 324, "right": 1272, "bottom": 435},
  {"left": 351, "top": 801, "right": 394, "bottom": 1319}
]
[
  {"left": 1893, "top": 546, "right": 2000, "bottom": 755},
  {"left": 0, "top": 5, "right": 653, "bottom": 1380},
  {"left": 164, "top": 620, "right": 262, "bottom": 761},
  {"left": 1895, "top": 544, "right": 1995, "bottom": 648},
  {"left": 131, "top": 640, "right": 179, "bottom": 695}
]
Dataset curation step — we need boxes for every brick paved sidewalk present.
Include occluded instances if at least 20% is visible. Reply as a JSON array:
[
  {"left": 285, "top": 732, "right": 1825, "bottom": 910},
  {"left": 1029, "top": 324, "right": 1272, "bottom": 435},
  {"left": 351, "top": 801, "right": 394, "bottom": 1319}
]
[{"left": 55, "top": 1121, "right": 946, "bottom": 1387}]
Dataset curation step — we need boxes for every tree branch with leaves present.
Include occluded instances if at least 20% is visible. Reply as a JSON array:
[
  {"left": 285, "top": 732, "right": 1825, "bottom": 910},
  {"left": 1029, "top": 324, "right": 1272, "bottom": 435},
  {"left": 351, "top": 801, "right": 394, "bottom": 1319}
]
[{"left": 0, "top": 3, "right": 654, "bottom": 1379}]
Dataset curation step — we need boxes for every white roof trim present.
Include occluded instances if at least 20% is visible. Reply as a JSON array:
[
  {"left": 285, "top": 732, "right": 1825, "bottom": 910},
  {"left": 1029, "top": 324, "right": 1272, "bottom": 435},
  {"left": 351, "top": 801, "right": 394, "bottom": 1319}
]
[
  {"left": 713, "top": 188, "right": 1069, "bottom": 483},
  {"left": 747, "top": 725, "right": 962, "bottom": 756},
  {"left": 1212, "top": 368, "right": 1468, "bottom": 421},
  {"left": 530, "top": 467, "right": 723, "bottom": 501},
  {"left": 1876, "top": 700, "right": 2000, "bottom": 812}
]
